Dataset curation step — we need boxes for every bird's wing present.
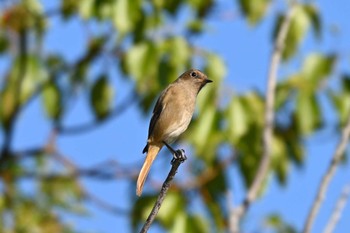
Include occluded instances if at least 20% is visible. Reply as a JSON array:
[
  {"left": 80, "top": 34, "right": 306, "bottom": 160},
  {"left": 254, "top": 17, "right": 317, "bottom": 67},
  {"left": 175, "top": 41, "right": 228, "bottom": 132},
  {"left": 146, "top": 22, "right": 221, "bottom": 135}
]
[
  {"left": 148, "top": 89, "right": 168, "bottom": 139},
  {"left": 142, "top": 87, "right": 171, "bottom": 153}
]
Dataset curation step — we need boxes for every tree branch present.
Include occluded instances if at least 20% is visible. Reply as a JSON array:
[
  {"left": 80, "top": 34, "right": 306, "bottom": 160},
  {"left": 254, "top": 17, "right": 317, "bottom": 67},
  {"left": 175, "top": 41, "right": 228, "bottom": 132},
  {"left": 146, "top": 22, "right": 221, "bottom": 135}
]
[
  {"left": 303, "top": 114, "right": 350, "bottom": 233},
  {"left": 140, "top": 156, "right": 186, "bottom": 233},
  {"left": 323, "top": 184, "right": 350, "bottom": 233},
  {"left": 229, "top": 4, "right": 296, "bottom": 232},
  {"left": 56, "top": 91, "right": 138, "bottom": 135},
  {"left": 0, "top": 29, "right": 27, "bottom": 161}
]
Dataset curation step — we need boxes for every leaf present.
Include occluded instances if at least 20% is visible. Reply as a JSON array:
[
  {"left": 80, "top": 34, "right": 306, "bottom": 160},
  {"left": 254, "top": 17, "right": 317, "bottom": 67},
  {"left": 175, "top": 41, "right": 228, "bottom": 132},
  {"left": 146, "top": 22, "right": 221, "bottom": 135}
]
[
  {"left": 273, "top": 5, "right": 314, "bottom": 60},
  {"left": 204, "top": 53, "right": 226, "bottom": 83},
  {"left": 170, "top": 212, "right": 187, "bottom": 233},
  {"left": 0, "top": 84, "right": 16, "bottom": 130},
  {"left": 227, "top": 96, "right": 249, "bottom": 143},
  {"left": 157, "top": 192, "right": 185, "bottom": 227},
  {"left": 190, "top": 105, "right": 216, "bottom": 159},
  {"left": 241, "top": 92, "right": 264, "bottom": 126},
  {"left": 0, "top": 33, "right": 9, "bottom": 54},
  {"left": 187, "top": 20, "right": 204, "bottom": 34},
  {"left": 303, "top": 4, "right": 322, "bottom": 38},
  {"left": 186, "top": 215, "right": 210, "bottom": 233},
  {"left": 90, "top": 75, "right": 114, "bottom": 120},
  {"left": 20, "top": 55, "right": 48, "bottom": 103},
  {"left": 42, "top": 81, "right": 62, "bottom": 120},
  {"left": 112, "top": 0, "right": 141, "bottom": 35},
  {"left": 271, "top": 136, "right": 289, "bottom": 185},
  {"left": 79, "top": 0, "right": 94, "bottom": 18},
  {"left": 238, "top": 0, "right": 272, "bottom": 25},
  {"left": 167, "top": 37, "right": 190, "bottom": 70},
  {"left": 328, "top": 75, "right": 350, "bottom": 126},
  {"left": 295, "top": 92, "right": 321, "bottom": 135},
  {"left": 301, "top": 53, "right": 335, "bottom": 83},
  {"left": 131, "top": 195, "right": 156, "bottom": 230},
  {"left": 169, "top": 213, "right": 211, "bottom": 233},
  {"left": 265, "top": 214, "right": 298, "bottom": 233},
  {"left": 124, "top": 41, "right": 159, "bottom": 83},
  {"left": 275, "top": 82, "right": 295, "bottom": 110}
]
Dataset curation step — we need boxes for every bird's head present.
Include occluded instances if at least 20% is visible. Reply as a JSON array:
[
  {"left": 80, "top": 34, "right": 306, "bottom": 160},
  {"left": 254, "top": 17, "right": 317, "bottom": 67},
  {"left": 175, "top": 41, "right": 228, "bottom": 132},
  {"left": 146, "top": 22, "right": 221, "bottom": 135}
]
[{"left": 178, "top": 69, "right": 213, "bottom": 92}]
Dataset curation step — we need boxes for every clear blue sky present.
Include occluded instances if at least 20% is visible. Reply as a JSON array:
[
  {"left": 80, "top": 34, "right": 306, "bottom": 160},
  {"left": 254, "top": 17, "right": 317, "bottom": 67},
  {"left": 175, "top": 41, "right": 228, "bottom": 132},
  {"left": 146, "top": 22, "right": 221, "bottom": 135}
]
[{"left": 3, "top": 0, "right": 350, "bottom": 232}]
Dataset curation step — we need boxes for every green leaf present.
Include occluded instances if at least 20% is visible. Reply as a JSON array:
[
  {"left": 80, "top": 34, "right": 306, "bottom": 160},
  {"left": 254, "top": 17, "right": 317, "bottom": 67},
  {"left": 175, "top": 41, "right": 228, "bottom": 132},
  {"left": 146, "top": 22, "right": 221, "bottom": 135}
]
[
  {"left": 238, "top": 0, "right": 272, "bottom": 25},
  {"left": 273, "top": 5, "right": 314, "bottom": 60},
  {"left": 167, "top": 37, "right": 190, "bottom": 70},
  {"left": 301, "top": 53, "right": 335, "bottom": 83},
  {"left": 0, "top": 33, "right": 9, "bottom": 54},
  {"left": 271, "top": 136, "right": 289, "bottom": 185},
  {"left": 131, "top": 195, "right": 155, "bottom": 230},
  {"left": 170, "top": 212, "right": 187, "bottom": 233},
  {"left": 79, "top": 0, "right": 94, "bottom": 18},
  {"left": 157, "top": 192, "right": 185, "bottom": 227},
  {"left": 241, "top": 92, "right": 264, "bottom": 126},
  {"left": 190, "top": 105, "right": 216, "bottom": 158},
  {"left": 296, "top": 92, "right": 321, "bottom": 135},
  {"left": 124, "top": 41, "right": 159, "bottom": 83},
  {"left": 265, "top": 214, "right": 298, "bottom": 233},
  {"left": 275, "top": 82, "right": 295, "bottom": 110},
  {"left": 187, "top": 20, "right": 204, "bottom": 34},
  {"left": 204, "top": 53, "right": 226, "bottom": 83},
  {"left": 112, "top": 0, "right": 141, "bottom": 35},
  {"left": 0, "top": 84, "right": 16, "bottom": 130},
  {"left": 186, "top": 215, "right": 210, "bottom": 233},
  {"left": 42, "top": 81, "right": 62, "bottom": 120},
  {"left": 227, "top": 96, "right": 249, "bottom": 143},
  {"left": 20, "top": 55, "right": 48, "bottom": 104},
  {"left": 328, "top": 75, "right": 350, "bottom": 126},
  {"left": 90, "top": 75, "right": 114, "bottom": 120},
  {"left": 303, "top": 4, "right": 322, "bottom": 38}
]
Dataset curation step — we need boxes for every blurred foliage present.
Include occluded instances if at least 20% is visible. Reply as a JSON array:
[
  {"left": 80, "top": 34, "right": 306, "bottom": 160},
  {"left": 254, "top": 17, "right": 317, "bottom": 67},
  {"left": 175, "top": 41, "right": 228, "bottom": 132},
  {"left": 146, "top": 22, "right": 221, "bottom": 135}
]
[
  {"left": 264, "top": 214, "right": 298, "bottom": 233},
  {"left": 0, "top": 0, "right": 348, "bottom": 232}
]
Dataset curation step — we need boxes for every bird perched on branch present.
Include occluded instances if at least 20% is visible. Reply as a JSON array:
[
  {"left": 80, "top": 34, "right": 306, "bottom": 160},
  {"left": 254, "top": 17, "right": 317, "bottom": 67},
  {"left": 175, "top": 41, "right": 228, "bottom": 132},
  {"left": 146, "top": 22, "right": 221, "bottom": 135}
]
[{"left": 136, "top": 69, "right": 213, "bottom": 196}]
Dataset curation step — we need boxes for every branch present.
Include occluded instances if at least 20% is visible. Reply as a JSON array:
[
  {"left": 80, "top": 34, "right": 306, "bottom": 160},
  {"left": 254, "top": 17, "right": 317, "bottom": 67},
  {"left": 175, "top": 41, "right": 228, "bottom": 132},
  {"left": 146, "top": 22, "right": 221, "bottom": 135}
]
[
  {"left": 0, "top": 29, "right": 27, "bottom": 161},
  {"left": 303, "top": 114, "right": 350, "bottom": 233},
  {"left": 56, "top": 91, "right": 138, "bottom": 135},
  {"left": 140, "top": 156, "right": 186, "bottom": 233},
  {"left": 83, "top": 186, "right": 129, "bottom": 215},
  {"left": 230, "top": 4, "right": 296, "bottom": 232},
  {"left": 323, "top": 184, "right": 350, "bottom": 233}
]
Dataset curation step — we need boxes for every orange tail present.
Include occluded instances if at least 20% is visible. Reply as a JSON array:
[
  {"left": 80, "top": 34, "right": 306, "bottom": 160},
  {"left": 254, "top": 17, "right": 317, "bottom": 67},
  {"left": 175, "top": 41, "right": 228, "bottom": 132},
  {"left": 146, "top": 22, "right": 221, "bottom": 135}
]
[{"left": 136, "top": 144, "right": 162, "bottom": 196}]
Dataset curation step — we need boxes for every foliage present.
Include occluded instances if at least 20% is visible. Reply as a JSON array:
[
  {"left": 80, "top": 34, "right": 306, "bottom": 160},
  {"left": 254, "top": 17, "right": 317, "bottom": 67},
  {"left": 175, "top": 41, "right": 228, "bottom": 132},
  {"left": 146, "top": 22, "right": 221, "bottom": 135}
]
[{"left": 0, "top": 0, "right": 349, "bottom": 232}]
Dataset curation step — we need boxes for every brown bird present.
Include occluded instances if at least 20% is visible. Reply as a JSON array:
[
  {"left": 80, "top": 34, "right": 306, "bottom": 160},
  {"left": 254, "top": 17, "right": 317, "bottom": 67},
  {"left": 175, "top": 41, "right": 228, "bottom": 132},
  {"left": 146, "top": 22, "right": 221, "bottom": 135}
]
[{"left": 136, "top": 69, "right": 212, "bottom": 196}]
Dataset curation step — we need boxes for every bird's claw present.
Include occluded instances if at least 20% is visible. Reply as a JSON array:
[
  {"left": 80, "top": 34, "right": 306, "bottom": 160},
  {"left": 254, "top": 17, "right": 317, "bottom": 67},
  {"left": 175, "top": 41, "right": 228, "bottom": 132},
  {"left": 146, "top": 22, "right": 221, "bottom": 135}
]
[{"left": 171, "top": 149, "right": 187, "bottom": 165}]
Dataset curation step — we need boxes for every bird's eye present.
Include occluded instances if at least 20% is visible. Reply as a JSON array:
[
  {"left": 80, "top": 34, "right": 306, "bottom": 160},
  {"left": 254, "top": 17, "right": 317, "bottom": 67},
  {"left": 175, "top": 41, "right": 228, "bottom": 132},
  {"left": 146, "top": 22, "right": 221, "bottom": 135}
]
[{"left": 191, "top": 72, "right": 197, "bottom": 77}]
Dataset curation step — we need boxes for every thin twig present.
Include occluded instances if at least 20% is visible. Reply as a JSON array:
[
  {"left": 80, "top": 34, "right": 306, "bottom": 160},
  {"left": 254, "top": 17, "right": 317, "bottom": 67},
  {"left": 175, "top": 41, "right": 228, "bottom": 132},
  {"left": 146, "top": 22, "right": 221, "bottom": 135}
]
[
  {"left": 230, "top": 4, "right": 296, "bottom": 232},
  {"left": 140, "top": 157, "right": 185, "bottom": 233},
  {"left": 83, "top": 188, "right": 129, "bottom": 215},
  {"left": 323, "top": 184, "right": 350, "bottom": 233},
  {"left": 303, "top": 114, "right": 350, "bottom": 233},
  {"left": 57, "top": 91, "right": 138, "bottom": 135}
]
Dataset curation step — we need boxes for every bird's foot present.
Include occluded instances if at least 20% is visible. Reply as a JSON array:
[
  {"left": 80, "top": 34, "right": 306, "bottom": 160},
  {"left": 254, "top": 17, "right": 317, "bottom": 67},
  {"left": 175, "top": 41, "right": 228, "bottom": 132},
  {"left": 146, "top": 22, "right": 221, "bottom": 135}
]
[{"left": 171, "top": 149, "right": 187, "bottom": 165}]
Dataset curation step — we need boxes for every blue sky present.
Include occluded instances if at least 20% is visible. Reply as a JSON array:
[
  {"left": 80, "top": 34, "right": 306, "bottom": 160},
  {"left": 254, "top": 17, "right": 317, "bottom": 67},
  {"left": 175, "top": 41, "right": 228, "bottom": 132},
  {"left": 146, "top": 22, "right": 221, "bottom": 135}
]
[{"left": 2, "top": 0, "right": 350, "bottom": 232}]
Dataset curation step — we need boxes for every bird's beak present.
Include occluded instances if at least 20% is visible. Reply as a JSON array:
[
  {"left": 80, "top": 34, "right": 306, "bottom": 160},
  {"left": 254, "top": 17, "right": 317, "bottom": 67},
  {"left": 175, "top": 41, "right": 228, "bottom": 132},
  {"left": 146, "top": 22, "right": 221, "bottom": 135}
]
[{"left": 205, "top": 79, "right": 213, "bottom": 83}]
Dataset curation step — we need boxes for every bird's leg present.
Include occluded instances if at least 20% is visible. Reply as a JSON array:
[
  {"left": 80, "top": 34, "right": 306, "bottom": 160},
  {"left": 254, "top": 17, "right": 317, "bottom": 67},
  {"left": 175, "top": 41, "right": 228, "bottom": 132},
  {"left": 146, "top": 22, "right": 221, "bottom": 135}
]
[{"left": 162, "top": 141, "right": 187, "bottom": 164}]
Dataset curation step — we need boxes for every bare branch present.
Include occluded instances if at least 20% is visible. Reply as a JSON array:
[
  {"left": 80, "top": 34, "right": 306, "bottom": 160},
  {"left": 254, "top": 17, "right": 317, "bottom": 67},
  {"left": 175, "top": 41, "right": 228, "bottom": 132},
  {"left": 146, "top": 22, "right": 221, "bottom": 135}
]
[
  {"left": 83, "top": 188, "right": 129, "bottom": 215},
  {"left": 140, "top": 156, "right": 186, "bottom": 233},
  {"left": 229, "top": 4, "right": 296, "bottom": 232},
  {"left": 323, "top": 184, "right": 350, "bottom": 233},
  {"left": 303, "top": 114, "right": 350, "bottom": 233},
  {"left": 57, "top": 91, "right": 138, "bottom": 135}
]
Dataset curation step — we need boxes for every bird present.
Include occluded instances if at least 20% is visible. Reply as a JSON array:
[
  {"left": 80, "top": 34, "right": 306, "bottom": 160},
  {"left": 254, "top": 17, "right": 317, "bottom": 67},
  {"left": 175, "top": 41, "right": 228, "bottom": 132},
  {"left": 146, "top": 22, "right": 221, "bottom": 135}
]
[{"left": 136, "top": 69, "right": 213, "bottom": 196}]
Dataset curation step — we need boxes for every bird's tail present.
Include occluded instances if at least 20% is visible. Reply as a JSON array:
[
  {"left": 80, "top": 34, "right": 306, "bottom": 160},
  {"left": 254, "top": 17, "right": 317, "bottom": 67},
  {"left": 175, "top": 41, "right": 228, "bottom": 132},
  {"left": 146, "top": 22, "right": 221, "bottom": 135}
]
[{"left": 136, "top": 144, "right": 162, "bottom": 196}]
